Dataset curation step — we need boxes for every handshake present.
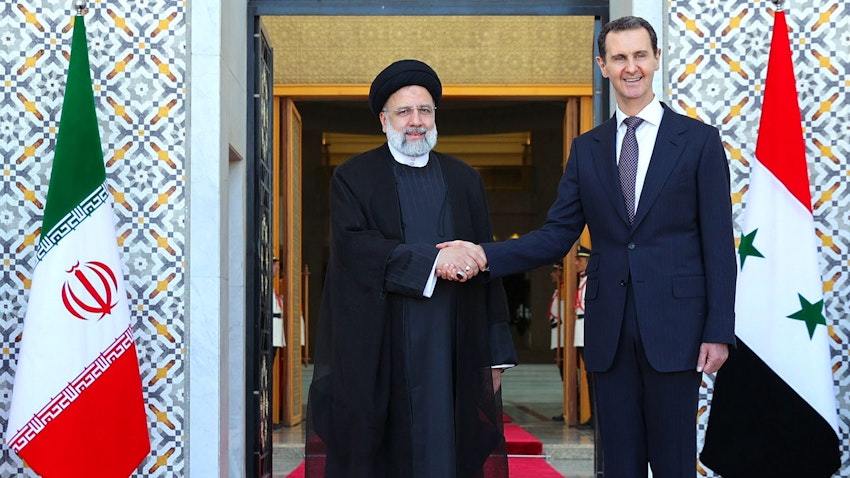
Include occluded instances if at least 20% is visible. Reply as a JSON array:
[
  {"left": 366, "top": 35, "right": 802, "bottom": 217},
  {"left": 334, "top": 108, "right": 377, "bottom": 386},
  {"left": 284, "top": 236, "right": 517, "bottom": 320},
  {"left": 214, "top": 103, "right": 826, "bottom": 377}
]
[{"left": 435, "top": 240, "right": 488, "bottom": 282}]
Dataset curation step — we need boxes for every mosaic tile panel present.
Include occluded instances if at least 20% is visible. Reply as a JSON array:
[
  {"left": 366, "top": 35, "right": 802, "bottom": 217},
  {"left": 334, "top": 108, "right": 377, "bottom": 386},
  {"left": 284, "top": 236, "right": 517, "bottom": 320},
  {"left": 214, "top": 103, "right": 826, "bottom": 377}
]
[
  {"left": 0, "top": 1, "right": 187, "bottom": 476},
  {"left": 666, "top": 1, "right": 850, "bottom": 476},
  {"left": 3, "top": 1, "right": 848, "bottom": 477}
]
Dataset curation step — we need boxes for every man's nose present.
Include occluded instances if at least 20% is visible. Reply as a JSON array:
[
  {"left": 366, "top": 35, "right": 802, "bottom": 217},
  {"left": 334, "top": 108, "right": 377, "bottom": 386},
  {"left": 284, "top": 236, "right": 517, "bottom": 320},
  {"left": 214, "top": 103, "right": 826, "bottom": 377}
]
[
  {"left": 408, "top": 109, "right": 425, "bottom": 123},
  {"left": 624, "top": 58, "right": 639, "bottom": 72}
]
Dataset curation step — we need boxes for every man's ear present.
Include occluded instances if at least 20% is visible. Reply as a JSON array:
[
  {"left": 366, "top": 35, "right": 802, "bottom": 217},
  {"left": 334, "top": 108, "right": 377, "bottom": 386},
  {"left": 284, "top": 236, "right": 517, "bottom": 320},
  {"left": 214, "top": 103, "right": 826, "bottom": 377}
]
[
  {"left": 595, "top": 56, "right": 609, "bottom": 78},
  {"left": 379, "top": 112, "right": 388, "bottom": 133}
]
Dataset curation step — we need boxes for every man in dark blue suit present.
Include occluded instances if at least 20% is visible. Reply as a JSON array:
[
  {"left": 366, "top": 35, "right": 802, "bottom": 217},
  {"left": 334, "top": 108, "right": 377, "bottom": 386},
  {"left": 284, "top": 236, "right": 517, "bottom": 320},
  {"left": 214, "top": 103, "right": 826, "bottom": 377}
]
[{"left": 437, "top": 16, "right": 737, "bottom": 478}]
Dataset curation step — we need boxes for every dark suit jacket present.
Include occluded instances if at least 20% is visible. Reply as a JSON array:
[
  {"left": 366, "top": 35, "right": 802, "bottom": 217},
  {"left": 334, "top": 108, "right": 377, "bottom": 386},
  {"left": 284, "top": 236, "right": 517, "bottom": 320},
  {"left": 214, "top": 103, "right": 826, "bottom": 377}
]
[{"left": 484, "top": 104, "right": 736, "bottom": 373}]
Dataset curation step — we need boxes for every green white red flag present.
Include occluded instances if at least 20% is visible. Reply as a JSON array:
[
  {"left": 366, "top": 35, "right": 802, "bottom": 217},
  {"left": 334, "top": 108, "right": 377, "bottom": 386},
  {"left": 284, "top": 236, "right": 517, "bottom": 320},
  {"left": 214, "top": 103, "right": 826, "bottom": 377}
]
[
  {"left": 4, "top": 14, "right": 150, "bottom": 477},
  {"left": 700, "top": 10, "right": 840, "bottom": 477}
]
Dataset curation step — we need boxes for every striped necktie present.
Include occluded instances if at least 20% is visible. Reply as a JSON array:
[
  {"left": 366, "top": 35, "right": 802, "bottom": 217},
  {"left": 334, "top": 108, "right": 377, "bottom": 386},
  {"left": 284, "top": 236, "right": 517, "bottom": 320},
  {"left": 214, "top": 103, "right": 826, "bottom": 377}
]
[{"left": 618, "top": 116, "right": 644, "bottom": 223}]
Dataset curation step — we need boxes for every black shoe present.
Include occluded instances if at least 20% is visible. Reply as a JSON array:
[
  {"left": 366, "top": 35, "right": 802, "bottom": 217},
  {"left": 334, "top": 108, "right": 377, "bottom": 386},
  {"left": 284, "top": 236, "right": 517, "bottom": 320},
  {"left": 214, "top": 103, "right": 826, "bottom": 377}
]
[
  {"left": 551, "top": 414, "right": 565, "bottom": 422},
  {"left": 575, "top": 420, "right": 594, "bottom": 430}
]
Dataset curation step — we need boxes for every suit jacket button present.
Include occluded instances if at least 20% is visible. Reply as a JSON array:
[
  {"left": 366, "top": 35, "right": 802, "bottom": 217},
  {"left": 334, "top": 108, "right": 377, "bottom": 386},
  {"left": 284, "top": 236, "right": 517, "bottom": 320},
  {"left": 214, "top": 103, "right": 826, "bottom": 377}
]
[
  {"left": 619, "top": 280, "right": 627, "bottom": 286},
  {"left": 627, "top": 243, "right": 636, "bottom": 250}
]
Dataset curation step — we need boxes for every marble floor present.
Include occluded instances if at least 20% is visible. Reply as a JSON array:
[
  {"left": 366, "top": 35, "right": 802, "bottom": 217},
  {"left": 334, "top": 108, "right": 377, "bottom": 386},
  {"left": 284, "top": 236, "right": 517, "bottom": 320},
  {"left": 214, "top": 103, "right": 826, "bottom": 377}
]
[{"left": 272, "top": 363, "right": 597, "bottom": 477}]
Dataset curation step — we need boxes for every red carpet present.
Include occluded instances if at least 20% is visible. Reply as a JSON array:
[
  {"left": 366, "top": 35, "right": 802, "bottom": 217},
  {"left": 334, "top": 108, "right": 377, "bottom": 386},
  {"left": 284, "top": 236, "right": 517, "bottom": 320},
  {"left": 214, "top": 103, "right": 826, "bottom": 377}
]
[
  {"left": 286, "top": 457, "right": 564, "bottom": 478},
  {"left": 286, "top": 424, "right": 562, "bottom": 477},
  {"left": 509, "top": 457, "right": 565, "bottom": 477},
  {"left": 286, "top": 457, "right": 563, "bottom": 478},
  {"left": 504, "top": 424, "right": 543, "bottom": 455},
  {"left": 287, "top": 462, "right": 305, "bottom": 477}
]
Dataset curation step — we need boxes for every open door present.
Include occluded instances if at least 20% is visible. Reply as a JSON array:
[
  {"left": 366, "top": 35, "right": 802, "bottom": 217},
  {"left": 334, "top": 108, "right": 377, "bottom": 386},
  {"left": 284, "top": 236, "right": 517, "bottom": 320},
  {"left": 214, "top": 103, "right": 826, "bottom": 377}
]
[
  {"left": 576, "top": 96, "right": 595, "bottom": 426},
  {"left": 560, "top": 98, "right": 580, "bottom": 426},
  {"left": 276, "top": 98, "right": 303, "bottom": 426},
  {"left": 560, "top": 96, "right": 595, "bottom": 426}
]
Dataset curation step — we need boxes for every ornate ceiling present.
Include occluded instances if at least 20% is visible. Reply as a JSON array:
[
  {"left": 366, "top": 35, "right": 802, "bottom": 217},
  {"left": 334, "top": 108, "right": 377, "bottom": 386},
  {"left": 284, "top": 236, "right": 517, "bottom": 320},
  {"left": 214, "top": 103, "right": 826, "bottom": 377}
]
[{"left": 261, "top": 16, "right": 595, "bottom": 86}]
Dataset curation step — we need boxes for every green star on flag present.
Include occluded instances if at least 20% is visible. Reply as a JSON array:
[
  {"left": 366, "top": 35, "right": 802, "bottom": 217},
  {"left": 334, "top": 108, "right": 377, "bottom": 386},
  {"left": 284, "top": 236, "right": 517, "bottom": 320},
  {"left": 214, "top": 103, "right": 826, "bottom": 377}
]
[
  {"left": 787, "top": 294, "right": 826, "bottom": 339},
  {"left": 738, "top": 229, "right": 764, "bottom": 268}
]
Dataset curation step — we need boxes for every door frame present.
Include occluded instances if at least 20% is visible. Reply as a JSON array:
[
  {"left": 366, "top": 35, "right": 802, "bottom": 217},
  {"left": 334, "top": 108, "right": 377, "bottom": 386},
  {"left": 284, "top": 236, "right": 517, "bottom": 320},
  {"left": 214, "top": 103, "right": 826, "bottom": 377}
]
[
  {"left": 246, "top": 15, "right": 275, "bottom": 478},
  {"left": 245, "top": 2, "right": 610, "bottom": 475},
  {"left": 247, "top": 0, "right": 610, "bottom": 119}
]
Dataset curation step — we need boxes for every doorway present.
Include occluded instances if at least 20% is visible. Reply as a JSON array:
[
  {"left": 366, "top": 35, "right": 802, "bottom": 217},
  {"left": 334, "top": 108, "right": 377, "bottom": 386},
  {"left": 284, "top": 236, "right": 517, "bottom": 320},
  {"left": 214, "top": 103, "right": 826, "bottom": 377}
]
[{"left": 246, "top": 3, "right": 610, "bottom": 475}]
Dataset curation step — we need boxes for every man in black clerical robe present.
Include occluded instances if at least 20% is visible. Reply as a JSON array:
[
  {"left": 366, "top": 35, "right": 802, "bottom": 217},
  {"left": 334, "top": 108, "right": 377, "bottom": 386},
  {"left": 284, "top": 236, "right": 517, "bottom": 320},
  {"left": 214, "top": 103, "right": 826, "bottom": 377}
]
[{"left": 305, "top": 59, "right": 518, "bottom": 478}]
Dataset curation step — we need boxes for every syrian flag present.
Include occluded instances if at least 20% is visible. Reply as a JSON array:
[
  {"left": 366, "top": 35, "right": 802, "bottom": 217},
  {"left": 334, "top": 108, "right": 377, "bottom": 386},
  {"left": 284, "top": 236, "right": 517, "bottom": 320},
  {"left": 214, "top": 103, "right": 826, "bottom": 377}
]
[
  {"left": 700, "top": 9, "right": 840, "bottom": 478},
  {"left": 4, "top": 14, "right": 150, "bottom": 477}
]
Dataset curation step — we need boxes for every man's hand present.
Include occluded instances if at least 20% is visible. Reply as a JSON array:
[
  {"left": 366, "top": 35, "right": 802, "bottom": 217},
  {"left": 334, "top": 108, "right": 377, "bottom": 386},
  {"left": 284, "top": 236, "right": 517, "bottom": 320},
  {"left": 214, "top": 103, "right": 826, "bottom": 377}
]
[
  {"left": 492, "top": 368, "right": 502, "bottom": 393},
  {"left": 435, "top": 240, "right": 487, "bottom": 282},
  {"left": 696, "top": 342, "right": 729, "bottom": 374}
]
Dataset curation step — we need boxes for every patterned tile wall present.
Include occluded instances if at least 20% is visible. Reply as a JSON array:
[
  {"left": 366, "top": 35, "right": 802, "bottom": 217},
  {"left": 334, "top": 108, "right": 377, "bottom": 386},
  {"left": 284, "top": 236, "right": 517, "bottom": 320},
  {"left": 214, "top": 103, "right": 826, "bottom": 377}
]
[
  {"left": 666, "top": 1, "right": 850, "bottom": 476},
  {"left": 0, "top": 1, "right": 187, "bottom": 476},
  {"left": 2, "top": 1, "right": 847, "bottom": 477}
]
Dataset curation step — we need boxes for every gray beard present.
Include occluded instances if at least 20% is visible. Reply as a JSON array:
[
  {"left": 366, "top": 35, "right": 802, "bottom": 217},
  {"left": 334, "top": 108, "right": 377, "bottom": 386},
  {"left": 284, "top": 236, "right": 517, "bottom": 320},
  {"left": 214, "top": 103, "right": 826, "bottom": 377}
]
[{"left": 386, "top": 123, "right": 438, "bottom": 157}]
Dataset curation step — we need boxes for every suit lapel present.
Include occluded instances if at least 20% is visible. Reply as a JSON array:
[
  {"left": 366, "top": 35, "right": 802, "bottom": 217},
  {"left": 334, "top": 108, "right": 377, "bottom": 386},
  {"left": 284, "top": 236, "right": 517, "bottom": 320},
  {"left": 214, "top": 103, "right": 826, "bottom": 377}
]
[
  {"left": 632, "top": 105, "right": 688, "bottom": 227},
  {"left": 590, "top": 117, "right": 631, "bottom": 225}
]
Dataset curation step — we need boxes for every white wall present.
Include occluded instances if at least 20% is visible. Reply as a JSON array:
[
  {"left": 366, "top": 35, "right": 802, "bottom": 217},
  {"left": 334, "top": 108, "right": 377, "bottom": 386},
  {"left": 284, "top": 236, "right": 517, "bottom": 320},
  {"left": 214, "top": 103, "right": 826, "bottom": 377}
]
[
  {"left": 223, "top": 1, "right": 248, "bottom": 476},
  {"left": 188, "top": 0, "right": 248, "bottom": 475}
]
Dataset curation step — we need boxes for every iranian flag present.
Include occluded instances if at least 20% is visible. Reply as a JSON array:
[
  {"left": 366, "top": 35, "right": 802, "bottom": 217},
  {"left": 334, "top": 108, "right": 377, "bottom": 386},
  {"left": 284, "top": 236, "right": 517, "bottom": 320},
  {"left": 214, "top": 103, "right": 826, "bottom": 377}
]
[
  {"left": 700, "top": 9, "right": 841, "bottom": 478},
  {"left": 5, "top": 14, "right": 150, "bottom": 477}
]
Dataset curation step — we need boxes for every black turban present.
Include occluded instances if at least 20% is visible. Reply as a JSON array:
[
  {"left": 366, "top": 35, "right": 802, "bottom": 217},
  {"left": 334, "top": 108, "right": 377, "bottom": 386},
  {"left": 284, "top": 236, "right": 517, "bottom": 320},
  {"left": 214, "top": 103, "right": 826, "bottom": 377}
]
[{"left": 369, "top": 59, "right": 442, "bottom": 116}]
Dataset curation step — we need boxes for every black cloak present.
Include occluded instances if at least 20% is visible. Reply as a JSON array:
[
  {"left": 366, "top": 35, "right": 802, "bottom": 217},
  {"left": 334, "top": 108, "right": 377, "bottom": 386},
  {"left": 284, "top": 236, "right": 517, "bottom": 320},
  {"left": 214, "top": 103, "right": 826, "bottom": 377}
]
[{"left": 305, "top": 144, "right": 517, "bottom": 477}]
